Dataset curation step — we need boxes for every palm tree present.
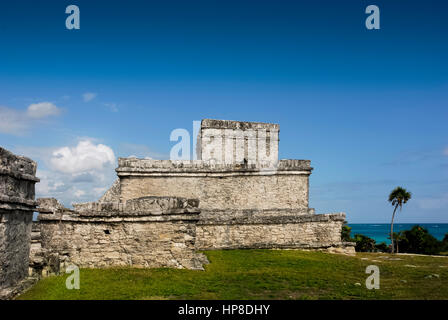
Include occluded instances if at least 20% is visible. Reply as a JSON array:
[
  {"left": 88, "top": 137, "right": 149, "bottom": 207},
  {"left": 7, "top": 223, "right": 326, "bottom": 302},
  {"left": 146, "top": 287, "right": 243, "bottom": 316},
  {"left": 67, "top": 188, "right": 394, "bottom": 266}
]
[{"left": 388, "top": 187, "right": 412, "bottom": 254}]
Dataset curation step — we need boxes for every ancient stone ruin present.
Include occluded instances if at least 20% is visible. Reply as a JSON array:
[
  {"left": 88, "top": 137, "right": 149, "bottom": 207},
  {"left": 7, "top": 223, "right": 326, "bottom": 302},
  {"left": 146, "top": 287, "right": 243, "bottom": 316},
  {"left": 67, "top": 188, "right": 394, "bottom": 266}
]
[
  {"left": 0, "top": 147, "right": 39, "bottom": 299},
  {"left": 1, "top": 119, "right": 354, "bottom": 298}
]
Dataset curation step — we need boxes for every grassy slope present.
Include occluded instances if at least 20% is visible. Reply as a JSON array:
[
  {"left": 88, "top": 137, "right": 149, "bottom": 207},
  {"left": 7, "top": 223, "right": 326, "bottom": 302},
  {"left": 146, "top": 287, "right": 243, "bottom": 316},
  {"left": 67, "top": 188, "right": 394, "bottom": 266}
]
[{"left": 18, "top": 249, "right": 448, "bottom": 300}]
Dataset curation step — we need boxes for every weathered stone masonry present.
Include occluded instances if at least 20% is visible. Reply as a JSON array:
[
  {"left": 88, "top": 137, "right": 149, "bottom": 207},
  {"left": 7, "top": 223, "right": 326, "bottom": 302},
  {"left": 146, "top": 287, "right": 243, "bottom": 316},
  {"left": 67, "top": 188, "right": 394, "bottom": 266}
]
[
  {"left": 117, "top": 159, "right": 311, "bottom": 210},
  {"left": 197, "top": 119, "right": 279, "bottom": 167},
  {"left": 196, "top": 212, "right": 347, "bottom": 250},
  {"left": 0, "top": 147, "right": 39, "bottom": 299},
  {"left": 31, "top": 197, "right": 207, "bottom": 275},
  {"left": 116, "top": 158, "right": 349, "bottom": 251}
]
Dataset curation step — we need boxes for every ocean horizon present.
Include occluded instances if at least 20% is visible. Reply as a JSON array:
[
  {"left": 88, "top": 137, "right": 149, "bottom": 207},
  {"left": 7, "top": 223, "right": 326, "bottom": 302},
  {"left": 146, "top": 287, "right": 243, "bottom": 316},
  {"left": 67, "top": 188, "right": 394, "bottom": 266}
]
[{"left": 348, "top": 223, "right": 448, "bottom": 244}]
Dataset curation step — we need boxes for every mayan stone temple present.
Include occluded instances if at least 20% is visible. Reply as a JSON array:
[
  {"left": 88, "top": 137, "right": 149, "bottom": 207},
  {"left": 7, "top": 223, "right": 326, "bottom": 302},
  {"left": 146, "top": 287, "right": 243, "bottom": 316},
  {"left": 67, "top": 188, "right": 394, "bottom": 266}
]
[
  {"left": 0, "top": 119, "right": 354, "bottom": 297},
  {"left": 116, "top": 119, "right": 351, "bottom": 252}
]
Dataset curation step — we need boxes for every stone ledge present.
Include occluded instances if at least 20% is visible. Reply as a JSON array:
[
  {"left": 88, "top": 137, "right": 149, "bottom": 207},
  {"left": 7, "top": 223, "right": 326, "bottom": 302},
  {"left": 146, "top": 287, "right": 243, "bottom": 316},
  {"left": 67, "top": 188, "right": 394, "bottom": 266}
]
[
  {"left": 198, "top": 212, "right": 346, "bottom": 225},
  {"left": 0, "top": 203, "right": 36, "bottom": 212},
  {"left": 116, "top": 159, "right": 312, "bottom": 175},
  {"left": 0, "top": 168, "right": 40, "bottom": 182},
  {"left": 73, "top": 196, "right": 199, "bottom": 213},
  {"left": 199, "top": 208, "right": 314, "bottom": 220},
  {"left": 75, "top": 208, "right": 201, "bottom": 217},
  {"left": 38, "top": 212, "right": 200, "bottom": 222},
  {"left": 37, "top": 197, "right": 201, "bottom": 218},
  {"left": 0, "top": 195, "right": 37, "bottom": 211},
  {"left": 278, "top": 159, "right": 312, "bottom": 170}
]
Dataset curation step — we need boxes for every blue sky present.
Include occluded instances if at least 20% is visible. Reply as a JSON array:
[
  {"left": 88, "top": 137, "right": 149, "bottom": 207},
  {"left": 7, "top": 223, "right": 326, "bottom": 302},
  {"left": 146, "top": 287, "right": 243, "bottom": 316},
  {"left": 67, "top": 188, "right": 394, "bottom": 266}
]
[{"left": 0, "top": 0, "right": 447, "bottom": 223}]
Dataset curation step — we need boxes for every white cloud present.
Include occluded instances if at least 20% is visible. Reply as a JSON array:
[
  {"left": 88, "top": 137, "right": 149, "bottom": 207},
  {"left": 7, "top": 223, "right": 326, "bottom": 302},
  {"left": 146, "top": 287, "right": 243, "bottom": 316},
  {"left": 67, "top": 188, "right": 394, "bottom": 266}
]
[
  {"left": 35, "top": 170, "right": 69, "bottom": 197},
  {"left": 14, "top": 140, "right": 161, "bottom": 208},
  {"left": 35, "top": 168, "right": 115, "bottom": 206},
  {"left": 82, "top": 92, "right": 97, "bottom": 102},
  {"left": 50, "top": 140, "right": 115, "bottom": 174},
  {"left": 26, "top": 102, "right": 61, "bottom": 118},
  {"left": 23, "top": 140, "right": 117, "bottom": 207},
  {"left": 0, "top": 102, "right": 61, "bottom": 135}
]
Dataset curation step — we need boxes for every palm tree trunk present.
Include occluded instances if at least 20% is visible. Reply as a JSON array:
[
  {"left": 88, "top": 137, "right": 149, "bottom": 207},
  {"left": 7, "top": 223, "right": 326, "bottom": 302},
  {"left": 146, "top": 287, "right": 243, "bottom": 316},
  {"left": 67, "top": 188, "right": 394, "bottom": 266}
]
[{"left": 390, "top": 205, "right": 398, "bottom": 254}]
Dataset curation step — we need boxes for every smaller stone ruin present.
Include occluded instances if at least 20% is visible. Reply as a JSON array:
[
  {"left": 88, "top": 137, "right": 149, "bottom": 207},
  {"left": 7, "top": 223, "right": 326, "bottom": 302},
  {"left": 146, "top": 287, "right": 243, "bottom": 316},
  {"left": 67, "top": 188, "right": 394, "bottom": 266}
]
[{"left": 29, "top": 196, "right": 208, "bottom": 277}]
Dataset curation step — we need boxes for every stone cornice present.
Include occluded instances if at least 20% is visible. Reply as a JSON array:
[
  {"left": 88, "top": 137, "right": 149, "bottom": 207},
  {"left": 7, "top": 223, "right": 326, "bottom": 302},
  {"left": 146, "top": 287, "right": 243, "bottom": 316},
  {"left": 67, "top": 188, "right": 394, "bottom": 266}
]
[
  {"left": 37, "top": 196, "right": 200, "bottom": 219},
  {"left": 38, "top": 212, "right": 200, "bottom": 222},
  {"left": 0, "top": 195, "right": 37, "bottom": 211},
  {"left": 197, "top": 212, "right": 346, "bottom": 225},
  {"left": 0, "top": 168, "right": 40, "bottom": 182},
  {"left": 201, "top": 119, "right": 279, "bottom": 131},
  {"left": 116, "top": 159, "right": 312, "bottom": 176}
]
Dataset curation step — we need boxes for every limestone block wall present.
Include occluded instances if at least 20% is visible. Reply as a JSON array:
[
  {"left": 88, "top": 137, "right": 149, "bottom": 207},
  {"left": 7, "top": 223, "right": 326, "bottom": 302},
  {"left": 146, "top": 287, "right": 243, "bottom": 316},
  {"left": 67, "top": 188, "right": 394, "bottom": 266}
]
[
  {"left": 117, "top": 159, "right": 312, "bottom": 211},
  {"left": 195, "top": 212, "right": 347, "bottom": 250},
  {"left": 35, "top": 197, "right": 207, "bottom": 272},
  {"left": 0, "top": 212, "right": 34, "bottom": 293},
  {"left": 0, "top": 147, "right": 39, "bottom": 298},
  {"left": 198, "top": 119, "right": 279, "bottom": 167}
]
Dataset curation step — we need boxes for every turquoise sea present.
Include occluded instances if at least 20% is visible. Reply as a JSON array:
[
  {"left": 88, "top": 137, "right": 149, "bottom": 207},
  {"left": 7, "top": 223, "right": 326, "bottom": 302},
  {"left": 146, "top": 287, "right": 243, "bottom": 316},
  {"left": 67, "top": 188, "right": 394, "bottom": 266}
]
[{"left": 348, "top": 223, "right": 448, "bottom": 244}]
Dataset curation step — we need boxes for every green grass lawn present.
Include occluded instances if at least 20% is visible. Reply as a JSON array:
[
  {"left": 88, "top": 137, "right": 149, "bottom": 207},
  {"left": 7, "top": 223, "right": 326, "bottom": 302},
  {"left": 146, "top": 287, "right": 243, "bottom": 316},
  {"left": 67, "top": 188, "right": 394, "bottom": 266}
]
[{"left": 17, "top": 249, "right": 448, "bottom": 300}]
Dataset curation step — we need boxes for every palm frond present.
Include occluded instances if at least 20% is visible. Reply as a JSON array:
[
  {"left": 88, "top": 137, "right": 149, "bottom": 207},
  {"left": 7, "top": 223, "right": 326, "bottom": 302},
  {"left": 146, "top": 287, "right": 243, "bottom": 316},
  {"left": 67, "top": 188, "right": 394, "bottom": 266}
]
[{"left": 388, "top": 186, "right": 411, "bottom": 206}]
